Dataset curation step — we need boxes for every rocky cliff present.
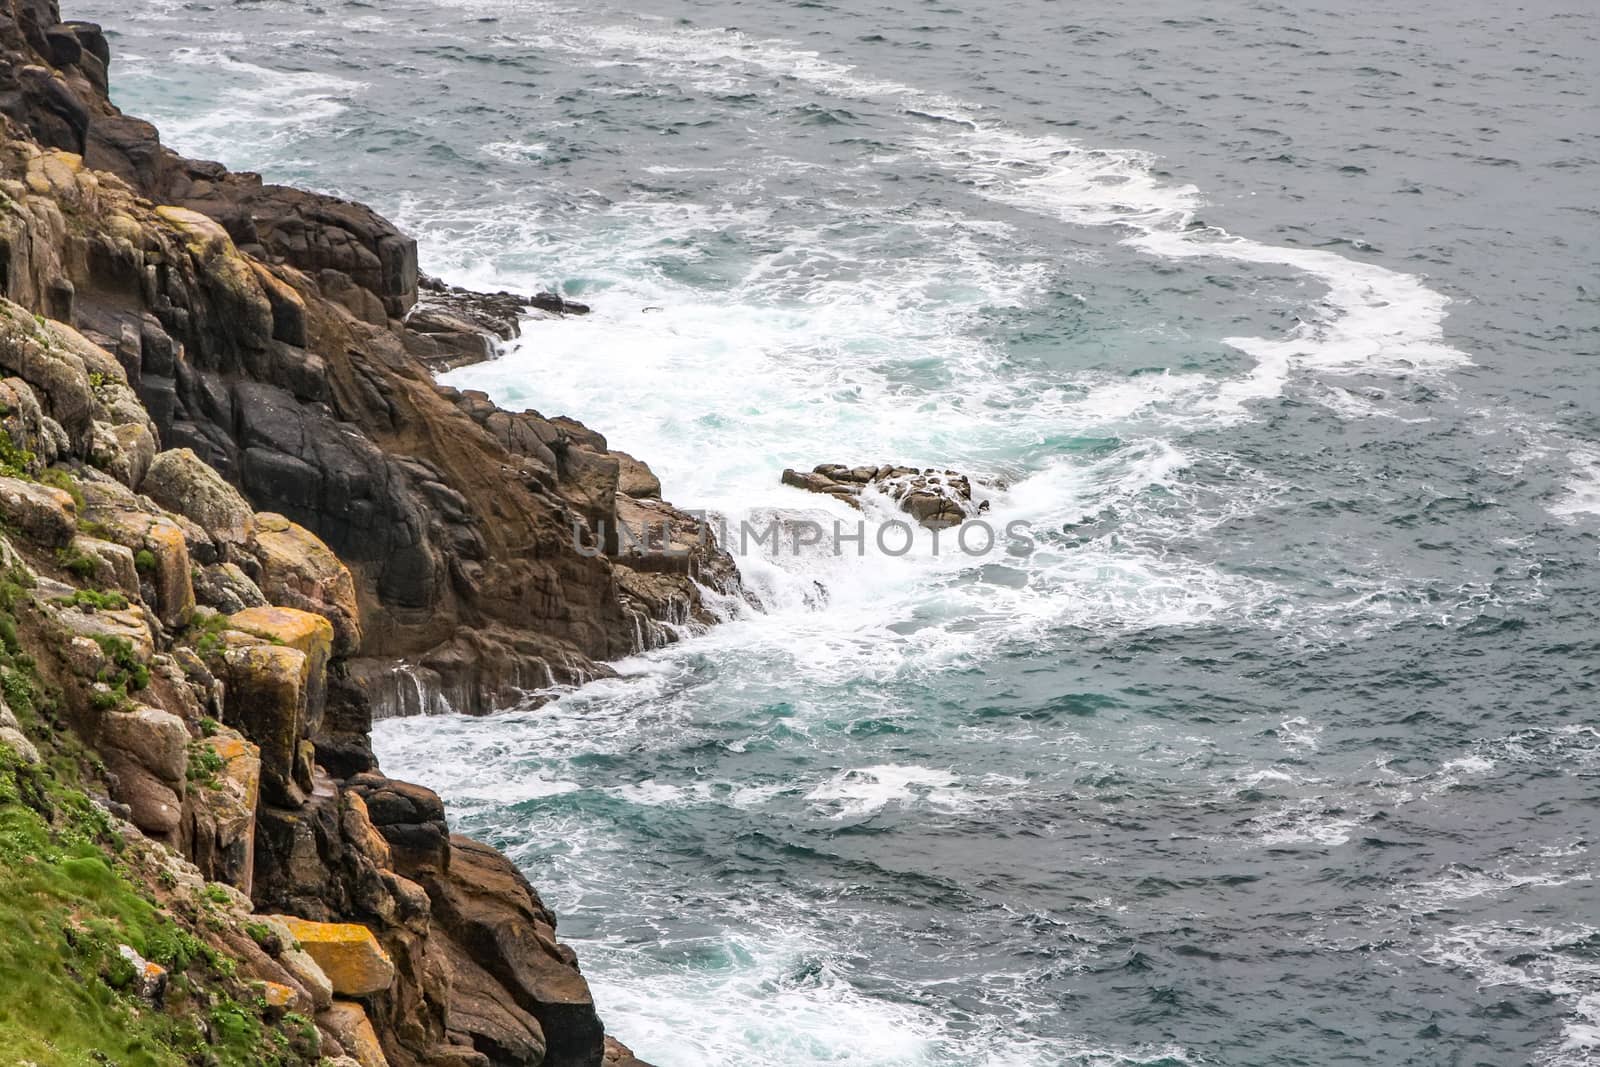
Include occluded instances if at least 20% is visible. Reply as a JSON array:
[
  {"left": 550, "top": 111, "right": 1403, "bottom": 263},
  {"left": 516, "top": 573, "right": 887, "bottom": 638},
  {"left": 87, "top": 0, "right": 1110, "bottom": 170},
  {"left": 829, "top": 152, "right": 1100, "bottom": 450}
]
[{"left": 0, "top": 2, "right": 731, "bottom": 1063}]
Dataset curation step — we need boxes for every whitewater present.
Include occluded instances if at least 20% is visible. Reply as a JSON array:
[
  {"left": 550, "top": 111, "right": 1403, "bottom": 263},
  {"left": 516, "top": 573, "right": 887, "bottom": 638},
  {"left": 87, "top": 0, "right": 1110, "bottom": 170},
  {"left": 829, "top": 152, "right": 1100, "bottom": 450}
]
[{"left": 84, "top": 0, "right": 1600, "bottom": 1063}]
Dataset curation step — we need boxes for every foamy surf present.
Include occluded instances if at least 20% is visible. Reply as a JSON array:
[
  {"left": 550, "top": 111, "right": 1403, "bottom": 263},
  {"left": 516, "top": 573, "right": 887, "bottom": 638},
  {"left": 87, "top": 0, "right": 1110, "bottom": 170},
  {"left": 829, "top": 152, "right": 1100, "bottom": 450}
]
[{"left": 84, "top": 0, "right": 1600, "bottom": 1063}]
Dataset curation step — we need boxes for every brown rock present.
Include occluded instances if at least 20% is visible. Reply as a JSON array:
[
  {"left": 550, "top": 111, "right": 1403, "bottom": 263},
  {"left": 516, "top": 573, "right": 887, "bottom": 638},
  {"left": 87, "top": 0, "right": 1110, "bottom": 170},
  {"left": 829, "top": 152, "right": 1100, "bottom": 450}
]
[
  {"left": 185, "top": 727, "right": 260, "bottom": 893},
  {"left": 229, "top": 605, "right": 334, "bottom": 729},
  {"left": 88, "top": 503, "right": 195, "bottom": 628},
  {"left": 423, "top": 835, "right": 604, "bottom": 1067},
  {"left": 318, "top": 1001, "right": 391, "bottom": 1067},
  {"left": 195, "top": 561, "right": 268, "bottom": 614},
  {"left": 257, "top": 916, "right": 335, "bottom": 1011},
  {"left": 69, "top": 534, "right": 139, "bottom": 594},
  {"left": 780, "top": 462, "right": 980, "bottom": 529},
  {"left": 109, "top": 759, "right": 182, "bottom": 835},
  {"left": 613, "top": 450, "right": 661, "bottom": 500},
  {"left": 97, "top": 705, "right": 188, "bottom": 783}
]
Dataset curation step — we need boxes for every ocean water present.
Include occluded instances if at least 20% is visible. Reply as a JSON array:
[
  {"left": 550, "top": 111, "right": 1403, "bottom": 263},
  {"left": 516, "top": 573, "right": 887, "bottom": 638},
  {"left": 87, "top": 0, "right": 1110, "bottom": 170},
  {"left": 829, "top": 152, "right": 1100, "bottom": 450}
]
[{"left": 78, "top": 0, "right": 1600, "bottom": 1063}]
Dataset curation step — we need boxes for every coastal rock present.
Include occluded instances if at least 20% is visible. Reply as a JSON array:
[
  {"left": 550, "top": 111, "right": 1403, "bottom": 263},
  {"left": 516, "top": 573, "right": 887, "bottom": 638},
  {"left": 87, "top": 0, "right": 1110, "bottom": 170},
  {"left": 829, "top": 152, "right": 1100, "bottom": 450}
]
[
  {"left": 82, "top": 487, "right": 197, "bottom": 627},
  {"left": 69, "top": 533, "right": 139, "bottom": 595},
  {"left": 423, "top": 835, "right": 605, "bottom": 1067},
  {"left": 0, "top": 474, "right": 75, "bottom": 545},
  {"left": 117, "top": 944, "right": 169, "bottom": 1007},
  {"left": 781, "top": 462, "right": 983, "bottom": 528},
  {"left": 274, "top": 916, "right": 396, "bottom": 998},
  {"left": 110, "top": 759, "right": 183, "bottom": 836},
  {"left": 251, "top": 513, "right": 363, "bottom": 658},
  {"left": 257, "top": 915, "right": 336, "bottom": 1011},
  {"left": 195, "top": 560, "right": 269, "bottom": 613},
  {"left": 0, "top": 9, "right": 706, "bottom": 1065},
  {"left": 229, "top": 605, "right": 334, "bottom": 728},
  {"left": 220, "top": 641, "right": 309, "bottom": 806},
  {"left": 184, "top": 727, "right": 260, "bottom": 893},
  {"left": 0, "top": 375, "right": 59, "bottom": 471},
  {"left": 613, "top": 450, "right": 661, "bottom": 501},
  {"left": 604, "top": 1037, "right": 658, "bottom": 1067},
  {"left": 97, "top": 705, "right": 189, "bottom": 783},
  {"left": 406, "top": 274, "right": 589, "bottom": 372},
  {"left": 318, "top": 1001, "right": 391, "bottom": 1067},
  {"left": 140, "top": 446, "right": 256, "bottom": 547},
  {"left": 0, "top": 696, "right": 39, "bottom": 764}
]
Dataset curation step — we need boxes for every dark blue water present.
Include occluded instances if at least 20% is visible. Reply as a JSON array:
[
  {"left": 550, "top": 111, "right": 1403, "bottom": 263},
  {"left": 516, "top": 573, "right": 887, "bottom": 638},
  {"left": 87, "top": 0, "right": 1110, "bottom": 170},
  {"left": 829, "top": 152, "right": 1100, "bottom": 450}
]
[{"left": 81, "top": 1, "right": 1600, "bottom": 1063}]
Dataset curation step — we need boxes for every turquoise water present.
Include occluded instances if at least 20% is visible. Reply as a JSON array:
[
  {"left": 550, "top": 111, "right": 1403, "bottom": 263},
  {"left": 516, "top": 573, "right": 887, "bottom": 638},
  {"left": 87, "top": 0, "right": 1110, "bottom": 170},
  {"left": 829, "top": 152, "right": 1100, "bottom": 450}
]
[{"left": 84, "top": 1, "right": 1600, "bottom": 1063}]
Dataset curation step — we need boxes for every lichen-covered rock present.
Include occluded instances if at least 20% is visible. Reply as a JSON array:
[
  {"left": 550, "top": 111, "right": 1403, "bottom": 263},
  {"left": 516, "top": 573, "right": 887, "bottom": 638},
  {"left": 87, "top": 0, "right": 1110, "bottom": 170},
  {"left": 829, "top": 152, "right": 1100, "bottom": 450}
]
[
  {"left": 69, "top": 533, "right": 139, "bottom": 594},
  {"left": 229, "top": 604, "right": 333, "bottom": 730},
  {"left": 0, "top": 14, "right": 732, "bottom": 1065},
  {"left": 141, "top": 447, "right": 256, "bottom": 547},
  {"left": 195, "top": 561, "right": 268, "bottom": 613},
  {"left": 0, "top": 299, "right": 97, "bottom": 446},
  {"left": 83, "top": 487, "right": 196, "bottom": 627},
  {"left": 89, "top": 418, "right": 156, "bottom": 487},
  {"left": 256, "top": 915, "right": 336, "bottom": 1011},
  {"left": 0, "top": 697, "right": 39, "bottom": 764},
  {"left": 0, "top": 474, "right": 75, "bottom": 546},
  {"left": 252, "top": 513, "right": 362, "bottom": 657},
  {"left": 273, "top": 917, "right": 396, "bottom": 998},
  {"left": 260, "top": 980, "right": 298, "bottom": 1011},
  {"left": 52, "top": 599, "right": 156, "bottom": 662},
  {"left": 117, "top": 944, "right": 169, "bottom": 1007},
  {"left": 220, "top": 642, "right": 308, "bottom": 806},
  {"left": 185, "top": 727, "right": 260, "bottom": 893},
  {"left": 0, "top": 376, "right": 58, "bottom": 472}
]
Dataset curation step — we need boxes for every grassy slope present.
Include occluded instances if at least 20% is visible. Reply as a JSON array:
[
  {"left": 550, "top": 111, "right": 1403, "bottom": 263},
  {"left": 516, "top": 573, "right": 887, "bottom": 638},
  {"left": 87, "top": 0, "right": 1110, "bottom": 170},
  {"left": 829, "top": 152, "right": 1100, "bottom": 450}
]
[{"left": 0, "top": 515, "right": 318, "bottom": 1066}]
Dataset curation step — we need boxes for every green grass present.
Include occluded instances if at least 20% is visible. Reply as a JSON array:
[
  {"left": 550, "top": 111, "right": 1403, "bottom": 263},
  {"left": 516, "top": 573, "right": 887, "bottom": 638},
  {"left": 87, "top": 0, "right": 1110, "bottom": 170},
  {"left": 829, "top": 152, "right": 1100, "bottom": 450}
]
[
  {"left": 0, "top": 742, "right": 318, "bottom": 1065},
  {"left": 93, "top": 634, "right": 150, "bottom": 692},
  {"left": 56, "top": 544, "right": 99, "bottom": 583},
  {"left": 0, "top": 744, "right": 195, "bottom": 1065},
  {"left": 38, "top": 467, "right": 86, "bottom": 512},
  {"left": 53, "top": 588, "right": 130, "bottom": 612}
]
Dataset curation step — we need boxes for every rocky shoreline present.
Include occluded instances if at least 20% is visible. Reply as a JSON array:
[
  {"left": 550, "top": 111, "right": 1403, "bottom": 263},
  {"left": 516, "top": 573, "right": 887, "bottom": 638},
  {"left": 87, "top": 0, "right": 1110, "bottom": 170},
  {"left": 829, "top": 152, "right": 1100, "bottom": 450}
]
[{"left": 0, "top": 2, "right": 725, "bottom": 1063}]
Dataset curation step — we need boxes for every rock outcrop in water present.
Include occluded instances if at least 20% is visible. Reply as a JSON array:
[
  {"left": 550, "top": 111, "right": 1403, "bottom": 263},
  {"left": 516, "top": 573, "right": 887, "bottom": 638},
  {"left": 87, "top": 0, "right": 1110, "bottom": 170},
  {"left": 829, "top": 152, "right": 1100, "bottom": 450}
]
[
  {"left": 781, "top": 462, "right": 984, "bottom": 528},
  {"left": 0, "top": 1, "right": 713, "bottom": 1063}
]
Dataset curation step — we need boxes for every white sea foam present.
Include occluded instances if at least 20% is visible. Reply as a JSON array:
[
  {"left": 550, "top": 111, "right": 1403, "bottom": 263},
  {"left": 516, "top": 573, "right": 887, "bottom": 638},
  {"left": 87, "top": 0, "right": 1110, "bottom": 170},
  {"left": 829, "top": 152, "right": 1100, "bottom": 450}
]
[
  {"left": 1422, "top": 922, "right": 1600, "bottom": 1066},
  {"left": 1551, "top": 446, "right": 1600, "bottom": 519},
  {"left": 488, "top": 10, "right": 1470, "bottom": 422},
  {"left": 805, "top": 764, "right": 974, "bottom": 818},
  {"left": 110, "top": 48, "right": 364, "bottom": 167}
]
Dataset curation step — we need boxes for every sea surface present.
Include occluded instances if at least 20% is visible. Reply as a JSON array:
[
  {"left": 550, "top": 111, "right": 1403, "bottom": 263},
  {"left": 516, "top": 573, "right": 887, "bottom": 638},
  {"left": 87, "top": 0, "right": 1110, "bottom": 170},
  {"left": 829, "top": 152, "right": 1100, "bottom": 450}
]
[{"left": 78, "top": 0, "right": 1600, "bottom": 1063}]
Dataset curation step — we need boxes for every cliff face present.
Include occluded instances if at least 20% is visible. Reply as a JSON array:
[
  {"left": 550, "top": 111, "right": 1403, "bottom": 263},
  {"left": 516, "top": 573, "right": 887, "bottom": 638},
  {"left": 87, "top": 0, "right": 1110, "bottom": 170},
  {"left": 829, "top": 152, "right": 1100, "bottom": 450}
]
[
  {"left": 0, "top": 2, "right": 726, "bottom": 1064},
  {"left": 0, "top": 0, "right": 741, "bottom": 719}
]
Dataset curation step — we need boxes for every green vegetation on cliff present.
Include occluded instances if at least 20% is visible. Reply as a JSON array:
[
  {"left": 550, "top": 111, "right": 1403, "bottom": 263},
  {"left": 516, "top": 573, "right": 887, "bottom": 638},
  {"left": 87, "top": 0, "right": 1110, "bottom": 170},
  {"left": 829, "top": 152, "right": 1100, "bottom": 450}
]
[{"left": 0, "top": 741, "right": 315, "bottom": 1065}]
